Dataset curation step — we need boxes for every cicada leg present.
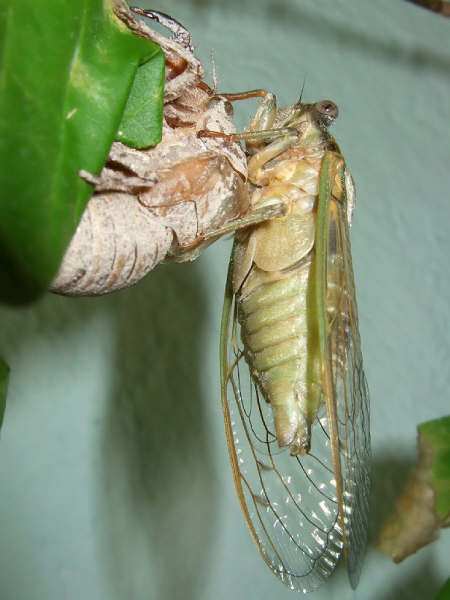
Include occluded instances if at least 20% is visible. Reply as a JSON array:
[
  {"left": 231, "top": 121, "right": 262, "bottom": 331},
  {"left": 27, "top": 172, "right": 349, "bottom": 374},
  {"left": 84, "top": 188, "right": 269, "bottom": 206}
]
[
  {"left": 199, "top": 89, "right": 307, "bottom": 185},
  {"left": 199, "top": 88, "right": 284, "bottom": 145},
  {"left": 217, "top": 89, "right": 277, "bottom": 133},
  {"left": 198, "top": 123, "right": 298, "bottom": 151},
  {"left": 123, "top": 6, "right": 203, "bottom": 103},
  {"left": 199, "top": 125, "right": 300, "bottom": 184},
  {"left": 131, "top": 8, "right": 193, "bottom": 50},
  {"left": 171, "top": 198, "right": 288, "bottom": 261}
]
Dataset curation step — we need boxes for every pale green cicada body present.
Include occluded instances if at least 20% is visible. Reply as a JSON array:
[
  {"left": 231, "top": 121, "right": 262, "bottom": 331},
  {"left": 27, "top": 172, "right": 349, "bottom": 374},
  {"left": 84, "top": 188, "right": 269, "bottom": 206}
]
[{"left": 215, "top": 91, "right": 370, "bottom": 593}]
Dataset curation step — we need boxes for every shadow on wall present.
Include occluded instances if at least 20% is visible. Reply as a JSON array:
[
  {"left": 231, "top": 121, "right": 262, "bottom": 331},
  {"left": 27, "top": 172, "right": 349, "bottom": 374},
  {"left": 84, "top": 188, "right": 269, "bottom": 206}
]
[
  {"left": 370, "top": 450, "right": 414, "bottom": 545},
  {"left": 380, "top": 556, "right": 444, "bottom": 600},
  {"left": 96, "top": 260, "right": 218, "bottom": 600},
  {"left": 182, "top": 0, "right": 450, "bottom": 75}
]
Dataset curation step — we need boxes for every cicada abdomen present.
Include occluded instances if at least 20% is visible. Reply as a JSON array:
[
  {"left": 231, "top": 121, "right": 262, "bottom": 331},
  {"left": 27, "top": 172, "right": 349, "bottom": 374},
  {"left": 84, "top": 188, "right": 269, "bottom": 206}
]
[{"left": 219, "top": 91, "right": 370, "bottom": 592}]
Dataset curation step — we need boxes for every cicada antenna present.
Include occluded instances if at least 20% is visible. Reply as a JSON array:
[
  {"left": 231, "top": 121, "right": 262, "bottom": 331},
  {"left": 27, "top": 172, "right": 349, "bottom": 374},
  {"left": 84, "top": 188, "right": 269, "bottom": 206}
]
[
  {"left": 131, "top": 8, "right": 193, "bottom": 52},
  {"left": 297, "top": 77, "right": 307, "bottom": 104}
]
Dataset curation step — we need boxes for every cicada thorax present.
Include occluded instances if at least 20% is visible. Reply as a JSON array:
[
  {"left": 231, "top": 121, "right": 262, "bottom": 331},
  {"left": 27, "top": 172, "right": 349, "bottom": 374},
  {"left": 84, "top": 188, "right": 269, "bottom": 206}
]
[
  {"left": 232, "top": 127, "right": 338, "bottom": 456},
  {"left": 51, "top": 7, "right": 248, "bottom": 296}
]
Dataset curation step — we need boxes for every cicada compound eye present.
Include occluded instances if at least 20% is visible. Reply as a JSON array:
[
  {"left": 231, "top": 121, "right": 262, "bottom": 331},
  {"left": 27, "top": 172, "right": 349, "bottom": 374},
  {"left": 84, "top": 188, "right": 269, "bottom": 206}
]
[{"left": 314, "top": 100, "right": 339, "bottom": 127}]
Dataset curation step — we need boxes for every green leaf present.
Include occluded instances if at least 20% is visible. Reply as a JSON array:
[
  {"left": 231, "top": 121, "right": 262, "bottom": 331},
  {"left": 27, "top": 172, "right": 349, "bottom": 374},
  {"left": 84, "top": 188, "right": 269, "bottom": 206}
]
[
  {"left": 419, "top": 416, "right": 450, "bottom": 521},
  {"left": 435, "top": 579, "right": 450, "bottom": 600},
  {"left": 116, "top": 48, "right": 165, "bottom": 148},
  {"left": 0, "top": 357, "right": 9, "bottom": 429},
  {"left": 0, "top": 0, "right": 163, "bottom": 304}
]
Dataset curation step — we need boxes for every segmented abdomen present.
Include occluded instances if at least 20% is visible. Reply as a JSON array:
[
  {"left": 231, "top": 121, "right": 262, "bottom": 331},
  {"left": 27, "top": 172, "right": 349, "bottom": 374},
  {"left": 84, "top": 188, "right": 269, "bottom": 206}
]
[{"left": 237, "top": 257, "right": 322, "bottom": 453}]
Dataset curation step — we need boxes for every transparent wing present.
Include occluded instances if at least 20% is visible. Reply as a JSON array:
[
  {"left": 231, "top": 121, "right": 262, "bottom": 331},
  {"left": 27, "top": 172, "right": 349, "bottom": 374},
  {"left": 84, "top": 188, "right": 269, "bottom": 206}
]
[
  {"left": 219, "top": 158, "right": 370, "bottom": 594},
  {"left": 220, "top": 276, "right": 343, "bottom": 593},
  {"left": 326, "top": 164, "right": 370, "bottom": 588}
]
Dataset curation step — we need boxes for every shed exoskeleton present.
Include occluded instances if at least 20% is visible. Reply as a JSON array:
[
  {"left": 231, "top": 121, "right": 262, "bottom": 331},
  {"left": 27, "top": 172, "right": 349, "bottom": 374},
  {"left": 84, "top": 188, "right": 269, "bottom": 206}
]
[{"left": 51, "top": 8, "right": 255, "bottom": 295}]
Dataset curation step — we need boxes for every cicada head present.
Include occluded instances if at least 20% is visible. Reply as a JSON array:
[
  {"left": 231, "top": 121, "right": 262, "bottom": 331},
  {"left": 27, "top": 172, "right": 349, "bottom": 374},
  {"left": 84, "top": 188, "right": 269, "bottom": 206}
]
[
  {"left": 273, "top": 100, "right": 340, "bottom": 150},
  {"left": 312, "top": 100, "right": 339, "bottom": 128},
  {"left": 294, "top": 100, "right": 339, "bottom": 130}
]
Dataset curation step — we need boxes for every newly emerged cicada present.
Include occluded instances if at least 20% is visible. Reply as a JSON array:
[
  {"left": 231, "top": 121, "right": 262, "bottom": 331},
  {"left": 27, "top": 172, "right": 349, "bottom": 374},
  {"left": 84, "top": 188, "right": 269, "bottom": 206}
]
[{"left": 206, "top": 90, "right": 371, "bottom": 593}]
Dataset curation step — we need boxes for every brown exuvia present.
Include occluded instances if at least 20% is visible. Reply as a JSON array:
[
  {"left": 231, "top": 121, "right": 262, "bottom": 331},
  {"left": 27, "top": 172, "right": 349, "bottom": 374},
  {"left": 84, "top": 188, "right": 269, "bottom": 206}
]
[{"left": 51, "top": 6, "right": 249, "bottom": 296}]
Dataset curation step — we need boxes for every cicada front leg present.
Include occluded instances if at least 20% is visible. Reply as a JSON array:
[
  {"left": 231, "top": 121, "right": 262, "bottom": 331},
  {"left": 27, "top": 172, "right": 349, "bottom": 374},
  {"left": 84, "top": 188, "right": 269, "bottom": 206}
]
[
  {"left": 199, "top": 90, "right": 300, "bottom": 158},
  {"left": 131, "top": 8, "right": 194, "bottom": 51}
]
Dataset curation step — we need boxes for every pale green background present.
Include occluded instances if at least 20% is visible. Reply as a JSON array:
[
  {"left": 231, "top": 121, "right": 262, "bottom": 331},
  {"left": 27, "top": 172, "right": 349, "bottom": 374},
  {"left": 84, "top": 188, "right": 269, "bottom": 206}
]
[{"left": 0, "top": 1, "right": 449, "bottom": 599}]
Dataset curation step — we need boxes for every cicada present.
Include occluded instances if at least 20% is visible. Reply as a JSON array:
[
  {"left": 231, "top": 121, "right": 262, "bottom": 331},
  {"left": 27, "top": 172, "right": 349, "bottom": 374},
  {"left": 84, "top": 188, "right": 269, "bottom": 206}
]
[{"left": 210, "top": 90, "right": 370, "bottom": 592}]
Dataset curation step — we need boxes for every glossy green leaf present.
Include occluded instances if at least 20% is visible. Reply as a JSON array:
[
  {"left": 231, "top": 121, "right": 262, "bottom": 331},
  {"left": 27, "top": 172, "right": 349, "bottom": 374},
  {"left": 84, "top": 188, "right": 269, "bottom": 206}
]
[
  {"left": 0, "top": 357, "right": 9, "bottom": 429},
  {"left": 0, "top": 0, "right": 163, "bottom": 304},
  {"left": 419, "top": 416, "right": 450, "bottom": 521},
  {"left": 116, "top": 48, "right": 165, "bottom": 148}
]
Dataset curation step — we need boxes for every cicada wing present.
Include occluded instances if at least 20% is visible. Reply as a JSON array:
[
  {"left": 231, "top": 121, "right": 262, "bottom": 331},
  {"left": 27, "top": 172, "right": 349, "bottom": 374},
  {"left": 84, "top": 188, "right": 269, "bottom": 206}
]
[
  {"left": 220, "top": 250, "right": 346, "bottom": 594},
  {"left": 324, "top": 156, "right": 371, "bottom": 588}
]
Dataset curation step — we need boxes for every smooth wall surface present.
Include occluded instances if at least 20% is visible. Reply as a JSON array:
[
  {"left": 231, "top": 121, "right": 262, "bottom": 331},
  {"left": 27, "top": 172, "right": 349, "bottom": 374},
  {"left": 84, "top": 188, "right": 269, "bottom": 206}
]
[{"left": 1, "top": 1, "right": 449, "bottom": 599}]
